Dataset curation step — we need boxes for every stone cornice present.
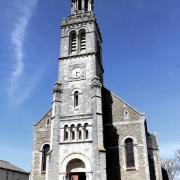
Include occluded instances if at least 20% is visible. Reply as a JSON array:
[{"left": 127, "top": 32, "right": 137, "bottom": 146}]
[
  {"left": 59, "top": 53, "right": 104, "bottom": 73},
  {"left": 59, "top": 52, "right": 96, "bottom": 60},
  {"left": 61, "top": 13, "right": 96, "bottom": 27},
  {"left": 59, "top": 140, "right": 93, "bottom": 145}
]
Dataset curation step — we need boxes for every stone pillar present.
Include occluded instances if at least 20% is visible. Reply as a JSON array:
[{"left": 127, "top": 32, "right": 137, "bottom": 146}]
[
  {"left": 47, "top": 82, "right": 63, "bottom": 180},
  {"left": 91, "top": 77, "right": 107, "bottom": 180},
  {"left": 86, "top": 172, "right": 93, "bottom": 180},
  {"left": 141, "top": 115, "right": 151, "bottom": 180},
  {"left": 91, "top": 77, "right": 104, "bottom": 150}
]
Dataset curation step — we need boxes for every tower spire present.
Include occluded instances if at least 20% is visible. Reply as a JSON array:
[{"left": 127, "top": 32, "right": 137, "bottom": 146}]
[{"left": 71, "top": 0, "right": 94, "bottom": 15}]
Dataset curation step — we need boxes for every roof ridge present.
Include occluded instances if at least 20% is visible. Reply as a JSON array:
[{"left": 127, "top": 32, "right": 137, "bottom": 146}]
[
  {"left": 0, "top": 160, "right": 28, "bottom": 174},
  {"left": 33, "top": 108, "right": 52, "bottom": 126}
]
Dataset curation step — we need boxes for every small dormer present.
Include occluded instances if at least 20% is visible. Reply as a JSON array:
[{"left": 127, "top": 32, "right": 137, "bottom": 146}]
[{"left": 71, "top": 0, "right": 94, "bottom": 15}]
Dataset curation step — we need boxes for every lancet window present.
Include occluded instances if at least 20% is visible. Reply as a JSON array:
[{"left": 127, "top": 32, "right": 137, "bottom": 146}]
[
  {"left": 125, "top": 138, "right": 135, "bottom": 168},
  {"left": 77, "top": 124, "right": 82, "bottom": 140},
  {"left": 41, "top": 144, "right": 50, "bottom": 173},
  {"left": 79, "top": 29, "right": 86, "bottom": 51},
  {"left": 74, "top": 91, "right": 79, "bottom": 108},
  {"left": 71, "top": 124, "right": 76, "bottom": 140},
  {"left": 84, "top": 123, "right": 89, "bottom": 139},
  {"left": 64, "top": 125, "right": 69, "bottom": 141},
  {"left": 78, "top": 0, "right": 82, "bottom": 10},
  {"left": 70, "top": 31, "right": 77, "bottom": 53},
  {"left": 85, "top": 0, "right": 88, "bottom": 11},
  {"left": 124, "top": 110, "right": 130, "bottom": 120}
]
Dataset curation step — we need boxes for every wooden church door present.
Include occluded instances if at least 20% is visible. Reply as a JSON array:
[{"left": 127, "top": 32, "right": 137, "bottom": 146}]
[
  {"left": 70, "top": 173, "right": 86, "bottom": 180},
  {"left": 71, "top": 174, "right": 79, "bottom": 180}
]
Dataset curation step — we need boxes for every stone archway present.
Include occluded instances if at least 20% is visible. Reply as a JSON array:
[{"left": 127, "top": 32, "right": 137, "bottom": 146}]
[
  {"left": 66, "top": 159, "right": 86, "bottom": 180},
  {"left": 60, "top": 153, "right": 92, "bottom": 180}
]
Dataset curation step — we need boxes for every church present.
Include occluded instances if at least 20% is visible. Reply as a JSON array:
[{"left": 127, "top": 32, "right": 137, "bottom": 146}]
[{"left": 30, "top": 0, "right": 164, "bottom": 180}]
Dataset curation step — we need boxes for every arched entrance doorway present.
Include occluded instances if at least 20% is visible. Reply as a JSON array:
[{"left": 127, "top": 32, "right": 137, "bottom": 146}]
[{"left": 66, "top": 159, "right": 86, "bottom": 180}]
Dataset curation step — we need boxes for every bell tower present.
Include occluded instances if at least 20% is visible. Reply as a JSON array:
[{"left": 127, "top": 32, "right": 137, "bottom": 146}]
[
  {"left": 71, "top": 0, "right": 94, "bottom": 14},
  {"left": 47, "top": 0, "right": 106, "bottom": 180}
]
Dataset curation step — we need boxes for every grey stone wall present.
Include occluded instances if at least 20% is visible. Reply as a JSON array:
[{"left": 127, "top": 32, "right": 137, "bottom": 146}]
[
  {"left": 31, "top": 110, "right": 51, "bottom": 180},
  {"left": 147, "top": 134, "right": 163, "bottom": 180},
  {"left": 102, "top": 88, "right": 150, "bottom": 180}
]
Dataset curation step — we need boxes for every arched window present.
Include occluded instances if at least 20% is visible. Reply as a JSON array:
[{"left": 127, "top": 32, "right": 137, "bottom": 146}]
[
  {"left": 71, "top": 124, "right": 76, "bottom": 140},
  {"left": 70, "top": 31, "right": 77, "bottom": 53},
  {"left": 46, "top": 119, "right": 50, "bottom": 126},
  {"left": 79, "top": 30, "right": 86, "bottom": 51},
  {"left": 84, "top": 123, "right": 89, "bottom": 139},
  {"left": 74, "top": 91, "right": 79, "bottom": 108},
  {"left": 85, "top": 0, "right": 88, "bottom": 11},
  {"left": 78, "top": 0, "right": 82, "bottom": 10},
  {"left": 125, "top": 138, "right": 135, "bottom": 168},
  {"left": 124, "top": 110, "right": 129, "bottom": 120},
  {"left": 77, "top": 124, "right": 82, "bottom": 140},
  {"left": 42, "top": 144, "right": 50, "bottom": 173},
  {"left": 64, "top": 125, "right": 69, "bottom": 141}
]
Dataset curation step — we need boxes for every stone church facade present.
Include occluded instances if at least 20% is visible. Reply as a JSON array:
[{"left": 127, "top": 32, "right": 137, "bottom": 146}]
[{"left": 30, "top": 0, "right": 163, "bottom": 180}]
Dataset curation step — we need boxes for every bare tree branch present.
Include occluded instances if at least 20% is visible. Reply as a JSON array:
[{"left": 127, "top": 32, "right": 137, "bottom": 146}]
[
  {"left": 175, "top": 149, "right": 180, "bottom": 172},
  {"left": 161, "top": 159, "right": 177, "bottom": 179}
]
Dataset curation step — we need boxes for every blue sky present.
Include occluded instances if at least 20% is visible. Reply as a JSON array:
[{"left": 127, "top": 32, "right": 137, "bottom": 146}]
[{"left": 0, "top": 0, "right": 180, "bottom": 172}]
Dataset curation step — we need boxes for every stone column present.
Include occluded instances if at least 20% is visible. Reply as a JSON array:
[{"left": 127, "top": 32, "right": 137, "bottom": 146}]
[
  {"left": 91, "top": 77, "right": 107, "bottom": 180},
  {"left": 47, "top": 82, "right": 63, "bottom": 180},
  {"left": 86, "top": 172, "right": 93, "bottom": 180}
]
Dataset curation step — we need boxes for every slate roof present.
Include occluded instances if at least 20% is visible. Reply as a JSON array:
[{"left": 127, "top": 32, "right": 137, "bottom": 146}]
[{"left": 0, "top": 160, "right": 28, "bottom": 174}]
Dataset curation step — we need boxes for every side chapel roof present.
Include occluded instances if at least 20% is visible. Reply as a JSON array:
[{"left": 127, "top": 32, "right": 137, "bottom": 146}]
[{"left": 0, "top": 160, "right": 29, "bottom": 174}]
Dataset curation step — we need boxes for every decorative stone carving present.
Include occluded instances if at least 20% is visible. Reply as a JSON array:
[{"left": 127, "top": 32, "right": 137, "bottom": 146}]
[{"left": 53, "top": 82, "right": 63, "bottom": 93}]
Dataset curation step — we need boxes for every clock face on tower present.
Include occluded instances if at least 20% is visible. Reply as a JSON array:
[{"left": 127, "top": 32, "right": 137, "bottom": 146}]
[
  {"left": 72, "top": 68, "right": 81, "bottom": 79},
  {"left": 68, "top": 63, "right": 86, "bottom": 81}
]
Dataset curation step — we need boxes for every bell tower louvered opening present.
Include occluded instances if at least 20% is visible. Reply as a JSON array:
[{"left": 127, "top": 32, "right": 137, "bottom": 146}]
[
  {"left": 70, "top": 31, "right": 77, "bottom": 54},
  {"left": 71, "top": 0, "right": 94, "bottom": 15},
  {"left": 78, "top": 0, "right": 82, "bottom": 10},
  {"left": 80, "top": 30, "right": 86, "bottom": 51}
]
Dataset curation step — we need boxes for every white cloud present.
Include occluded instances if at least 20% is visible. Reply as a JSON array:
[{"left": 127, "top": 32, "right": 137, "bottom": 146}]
[{"left": 9, "top": 0, "right": 39, "bottom": 104}]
